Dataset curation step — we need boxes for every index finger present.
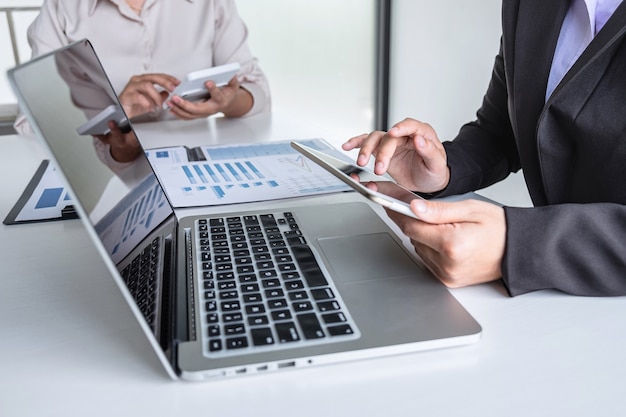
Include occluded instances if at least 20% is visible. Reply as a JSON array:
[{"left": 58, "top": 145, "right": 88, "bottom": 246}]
[{"left": 134, "top": 73, "right": 180, "bottom": 92}]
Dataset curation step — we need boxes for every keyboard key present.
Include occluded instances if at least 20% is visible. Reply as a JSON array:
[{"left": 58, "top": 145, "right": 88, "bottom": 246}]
[
  {"left": 221, "top": 301, "right": 241, "bottom": 311},
  {"left": 288, "top": 291, "right": 308, "bottom": 301},
  {"left": 272, "top": 309, "right": 292, "bottom": 321},
  {"left": 209, "top": 339, "right": 222, "bottom": 352},
  {"left": 297, "top": 313, "right": 325, "bottom": 339},
  {"left": 285, "top": 280, "right": 305, "bottom": 291},
  {"left": 226, "top": 337, "right": 249, "bottom": 350},
  {"left": 246, "top": 304, "right": 266, "bottom": 315},
  {"left": 311, "top": 288, "right": 335, "bottom": 300},
  {"left": 235, "top": 257, "right": 253, "bottom": 265},
  {"left": 268, "top": 298, "right": 288, "bottom": 310},
  {"left": 224, "top": 323, "right": 246, "bottom": 335},
  {"left": 243, "top": 293, "right": 262, "bottom": 303},
  {"left": 251, "top": 328, "right": 275, "bottom": 346},
  {"left": 328, "top": 324, "right": 354, "bottom": 336},
  {"left": 317, "top": 300, "right": 340, "bottom": 312},
  {"left": 209, "top": 218, "right": 224, "bottom": 226},
  {"left": 322, "top": 312, "right": 347, "bottom": 324},
  {"left": 293, "top": 301, "right": 313, "bottom": 312},
  {"left": 218, "top": 281, "right": 236, "bottom": 290},
  {"left": 260, "top": 214, "right": 277, "bottom": 227},
  {"left": 265, "top": 288, "right": 284, "bottom": 298},
  {"left": 291, "top": 246, "right": 328, "bottom": 288},
  {"left": 248, "top": 315, "right": 269, "bottom": 326},
  {"left": 275, "top": 322, "right": 300, "bottom": 343},
  {"left": 241, "top": 283, "right": 260, "bottom": 293},
  {"left": 219, "top": 290, "right": 238, "bottom": 300},
  {"left": 208, "top": 325, "right": 220, "bottom": 337},
  {"left": 223, "top": 313, "right": 243, "bottom": 322},
  {"left": 282, "top": 271, "right": 300, "bottom": 280},
  {"left": 262, "top": 278, "right": 280, "bottom": 288}
]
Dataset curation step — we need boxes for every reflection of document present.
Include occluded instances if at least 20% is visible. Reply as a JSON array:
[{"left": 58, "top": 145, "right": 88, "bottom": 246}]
[
  {"left": 94, "top": 174, "right": 171, "bottom": 264},
  {"left": 145, "top": 139, "right": 351, "bottom": 207},
  {"left": 4, "top": 160, "right": 77, "bottom": 224}
]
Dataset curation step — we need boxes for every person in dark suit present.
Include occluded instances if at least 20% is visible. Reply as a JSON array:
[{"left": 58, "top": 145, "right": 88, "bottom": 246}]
[{"left": 343, "top": 0, "right": 626, "bottom": 296}]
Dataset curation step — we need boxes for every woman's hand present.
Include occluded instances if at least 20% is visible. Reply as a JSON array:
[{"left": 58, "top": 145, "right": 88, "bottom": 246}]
[{"left": 164, "top": 76, "right": 253, "bottom": 119}]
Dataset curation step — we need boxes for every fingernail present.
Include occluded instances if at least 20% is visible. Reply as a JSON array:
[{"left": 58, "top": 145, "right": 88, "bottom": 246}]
[
  {"left": 358, "top": 154, "right": 368, "bottom": 165},
  {"left": 413, "top": 200, "right": 427, "bottom": 214},
  {"left": 375, "top": 161, "right": 385, "bottom": 172}
]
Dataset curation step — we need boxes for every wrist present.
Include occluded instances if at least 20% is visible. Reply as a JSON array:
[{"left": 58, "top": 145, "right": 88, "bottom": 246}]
[{"left": 222, "top": 87, "right": 253, "bottom": 117}]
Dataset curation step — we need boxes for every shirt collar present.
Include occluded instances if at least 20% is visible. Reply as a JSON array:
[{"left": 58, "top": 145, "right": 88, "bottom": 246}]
[
  {"left": 582, "top": 0, "right": 623, "bottom": 34},
  {"left": 87, "top": 0, "right": 195, "bottom": 16}
]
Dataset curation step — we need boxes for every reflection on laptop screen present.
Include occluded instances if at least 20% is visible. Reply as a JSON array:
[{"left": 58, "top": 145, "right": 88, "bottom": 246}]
[{"left": 9, "top": 40, "right": 175, "bottom": 343}]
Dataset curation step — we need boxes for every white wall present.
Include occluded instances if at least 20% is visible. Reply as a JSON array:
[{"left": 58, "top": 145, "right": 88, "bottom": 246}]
[
  {"left": 236, "top": 0, "right": 376, "bottom": 140},
  {"left": 389, "top": 0, "right": 531, "bottom": 207},
  {"left": 0, "top": 3, "right": 41, "bottom": 105}
]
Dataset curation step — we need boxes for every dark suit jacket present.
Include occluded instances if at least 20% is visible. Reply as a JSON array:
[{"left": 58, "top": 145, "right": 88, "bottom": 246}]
[{"left": 439, "top": 0, "right": 626, "bottom": 296}]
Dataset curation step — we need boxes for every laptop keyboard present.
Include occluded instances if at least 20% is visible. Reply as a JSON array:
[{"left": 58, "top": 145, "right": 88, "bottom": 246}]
[
  {"left": 196, "top": 211, "right": 360, "bottom": 357},
  {"left": 120, "top": 236, "right": 162, "bottom": 333}
]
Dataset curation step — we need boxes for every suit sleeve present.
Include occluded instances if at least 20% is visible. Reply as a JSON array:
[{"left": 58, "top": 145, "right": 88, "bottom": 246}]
[
  {"left": 503, "top": 204, "right": 626, "bottom": 296},
  {"left": 438, "top": 41, "right": 521, "bottom": 197}
]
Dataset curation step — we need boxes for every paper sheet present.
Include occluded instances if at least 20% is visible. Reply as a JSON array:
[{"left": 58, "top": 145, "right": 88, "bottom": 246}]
[{"left": 144, "top": 139, "right": 351, "bottom": 208}]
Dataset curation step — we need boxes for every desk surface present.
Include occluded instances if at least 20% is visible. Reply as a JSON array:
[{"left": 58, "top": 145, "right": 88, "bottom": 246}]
[{"left": 1, "top": 114, "right": 625, "bottom": 417}]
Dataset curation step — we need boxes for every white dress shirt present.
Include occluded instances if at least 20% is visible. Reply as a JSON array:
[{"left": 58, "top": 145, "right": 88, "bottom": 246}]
[
  {"left": 14, "top": 0, "right": 271, "bottom": 172},
  {"left": 16, "top": 0, "right": 270, "bottom": 130},
  {"left": 546, "top": 0, "right": 623, "bottom": 100}
]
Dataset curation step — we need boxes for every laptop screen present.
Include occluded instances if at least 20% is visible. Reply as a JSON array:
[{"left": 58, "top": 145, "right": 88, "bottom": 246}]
[{"left": 8, "top": 40, "right": 175, "bottom": 350}]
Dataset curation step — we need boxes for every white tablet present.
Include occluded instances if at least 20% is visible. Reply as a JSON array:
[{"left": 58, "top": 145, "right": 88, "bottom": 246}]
[
  {"left": 76, "top": 103, "right": 129, "bottom": 136},
  {"left": 291, "top": 141, "right": 422, "bottom": 219},
  {"left": 166, "top": 62, "right": 241, "bottom": 105}
]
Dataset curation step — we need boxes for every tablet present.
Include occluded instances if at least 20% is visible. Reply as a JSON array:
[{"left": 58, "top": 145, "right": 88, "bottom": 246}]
[
  {"left": 76, "top": 103, "right": 129, "bottom": 136},
  {"left": 165, "top": 62, "right": 241, "bottom": 106},
  {"left": 291, "top": 141, "right": 422, "bottom": 219}
]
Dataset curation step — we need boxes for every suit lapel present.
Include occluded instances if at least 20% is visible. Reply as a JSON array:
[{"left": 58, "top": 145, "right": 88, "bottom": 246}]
[
  {"left": 538, "top": 2, "right": 626, "bottom": 203},
  {"left": 510, "top": 0, "right": 569, "bottom": 205}
]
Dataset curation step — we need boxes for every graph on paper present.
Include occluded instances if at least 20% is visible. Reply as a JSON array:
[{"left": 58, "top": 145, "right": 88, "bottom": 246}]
[
  {"left": 7, "top": 160, "right": 75, "bottom": 223},
  {"left": 145, "top": 139, "right": 351, "bottom": 207}
]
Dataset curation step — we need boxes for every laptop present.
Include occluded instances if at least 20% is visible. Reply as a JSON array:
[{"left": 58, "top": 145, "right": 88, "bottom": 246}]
[{"left": 7, "top": 39, "right": 481, "bottom": 380}]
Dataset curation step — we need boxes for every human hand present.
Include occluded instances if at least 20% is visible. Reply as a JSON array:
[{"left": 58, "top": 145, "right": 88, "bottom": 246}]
[
  {"left": 95, "top": 120, "right": 142, "bottom": 163},
  {"left": 342, "top": 118, "right": 450, "bottom": 194},
  {"left": 165, "top": 76, "right": 253, "bottom": 119},
  {"left": 386, "top": 198, "right": 506, "bottom": 288},
  {"left": 118, "top": 73, "right": 180, "bottom": 119}
]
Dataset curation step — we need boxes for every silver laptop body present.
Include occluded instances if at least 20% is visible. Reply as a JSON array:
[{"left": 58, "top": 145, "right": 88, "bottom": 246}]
[{"left": 7, "top": 40, "right": 481, "bottom": 380}]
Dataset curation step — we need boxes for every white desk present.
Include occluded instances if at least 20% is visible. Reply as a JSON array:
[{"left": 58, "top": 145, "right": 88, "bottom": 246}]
[{"left": 1, "top": 114, "right": 625, "bottom": 417}]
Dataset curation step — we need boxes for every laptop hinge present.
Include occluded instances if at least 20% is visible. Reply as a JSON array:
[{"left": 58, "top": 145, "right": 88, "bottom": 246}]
[{"left": 184, "top": 227, "right": 197, "bottom": 341}]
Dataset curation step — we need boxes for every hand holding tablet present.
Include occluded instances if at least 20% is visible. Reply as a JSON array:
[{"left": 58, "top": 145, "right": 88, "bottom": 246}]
[
  {"left": 163, "top": 62, "right": 241, "bottom": 108},
  {"left": 291, "top": 141, "right": 423, "bottom": 219}
]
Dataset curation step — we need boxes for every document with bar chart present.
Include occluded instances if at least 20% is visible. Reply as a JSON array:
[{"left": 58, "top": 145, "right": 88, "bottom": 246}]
[
  {"left": 4, "top": 159, "right": 76, "bottom": 225},
  {"left": 144, "top": 139, "right": 351, "bottom": 208}
]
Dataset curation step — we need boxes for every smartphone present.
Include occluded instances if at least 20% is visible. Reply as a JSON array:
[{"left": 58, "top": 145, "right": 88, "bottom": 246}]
[
  {"left": 291, "top": 141, "right": 422, "bottom": 219},
  {"left": 163, "top": 62, "right": 241, "bottom": 108}
]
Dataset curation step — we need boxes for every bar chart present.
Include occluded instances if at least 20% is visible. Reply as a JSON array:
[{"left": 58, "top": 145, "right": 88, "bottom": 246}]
[{"left": 145, "top": 139, "right": 350, "bottom": 207}]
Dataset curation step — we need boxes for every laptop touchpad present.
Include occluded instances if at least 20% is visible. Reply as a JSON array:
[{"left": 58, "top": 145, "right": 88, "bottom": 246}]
[{"left": 317, "top": 233, "right": 423, "bottom": 283}]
